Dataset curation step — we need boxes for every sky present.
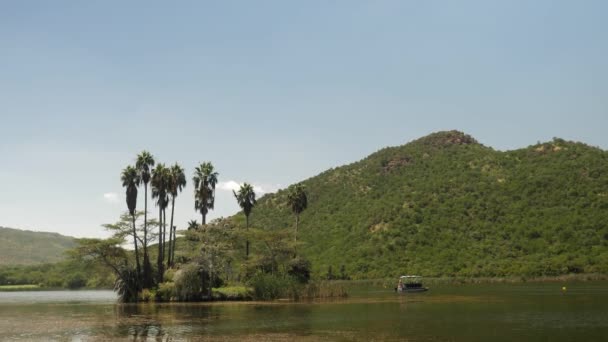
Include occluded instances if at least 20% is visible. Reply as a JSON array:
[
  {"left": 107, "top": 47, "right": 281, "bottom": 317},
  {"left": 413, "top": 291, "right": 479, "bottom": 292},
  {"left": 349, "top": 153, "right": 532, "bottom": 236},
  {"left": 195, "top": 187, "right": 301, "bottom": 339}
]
[{"left": 1, "top": 0, "right": 607, "bottom": 238}]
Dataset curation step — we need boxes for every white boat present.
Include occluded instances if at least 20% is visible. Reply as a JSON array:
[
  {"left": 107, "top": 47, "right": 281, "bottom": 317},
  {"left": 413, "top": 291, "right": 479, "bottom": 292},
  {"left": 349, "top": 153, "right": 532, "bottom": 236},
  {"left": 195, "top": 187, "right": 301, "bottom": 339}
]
[{"left": 395, "top": 275, "right": 428, "bottom": 293}]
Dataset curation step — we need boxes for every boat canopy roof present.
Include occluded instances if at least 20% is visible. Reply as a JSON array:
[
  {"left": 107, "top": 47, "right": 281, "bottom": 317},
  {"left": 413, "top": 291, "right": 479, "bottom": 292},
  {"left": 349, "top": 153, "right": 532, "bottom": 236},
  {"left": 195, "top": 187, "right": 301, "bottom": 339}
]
[{"left": 399, "top": 275, "right": 422, "bottom": 279}]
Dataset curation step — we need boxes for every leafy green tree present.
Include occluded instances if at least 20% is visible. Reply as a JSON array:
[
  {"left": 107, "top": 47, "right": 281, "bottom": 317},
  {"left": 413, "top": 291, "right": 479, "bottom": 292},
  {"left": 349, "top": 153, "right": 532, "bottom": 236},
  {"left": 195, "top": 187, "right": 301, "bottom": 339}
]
[
  {"left": 193, "top": 162, "right": 218, "bottom": 225},
  {"left": 68, "top": 238, "right": 128, "bottom": 276},
  {"left": 151, "top": 163, "right": 170, "bottom": 283},
  {"left": 193, "top": 224, "right": 234, "bottom": 298},
  {"left": 233, "top": 183, "right": 257, "bottom": 258},
  {"left": 135, "top": 151, "right": 155, "bottom": 286},
  {"left": 102, "top": 211, "right": 159, "bottom": 255},
  {"left": 168, "top": 163, "right": 187, "bottom": 267},
  {"left": 121, "top": 165, "right": 141, "bottom": 280},
  {"left": 287, "top": 184, "right": 308, "bottom": 257},
  {"left": 68, "top": 237, "right": 139, "bottom": 301}
]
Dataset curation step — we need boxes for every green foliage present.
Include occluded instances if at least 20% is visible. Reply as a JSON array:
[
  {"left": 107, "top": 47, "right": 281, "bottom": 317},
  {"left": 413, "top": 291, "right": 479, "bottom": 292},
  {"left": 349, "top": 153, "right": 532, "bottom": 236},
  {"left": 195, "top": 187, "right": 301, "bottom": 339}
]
[
  {"left": 233, "top": 183, "right": 257, "bottom": 218},
  {"left": 300, "top": 281, "right": 348, "bottom": 299},
  {"left": 0, "top": 260, "right": 113, "bottom": 289},
  {"left": 212, "top": 286, "right": 252, "bottom": 300},
  {"left": 287, "top": 257, "right": 311, "bottom": 284},
  {"left": 287, "top": 184, "right": 308, "bottom": 216},
  {"left": 65, "top": 273, "right": 87, "bottom": 289},
  {"left": 174, "top": 264, "right": 208, "bottom": 301},
  {"left": 156, "top": 282, "right": 176, "bottom": 301},
  {"left": 193, "top": 162, "right": 219, "bottom": 224},
  {"left": 0, "top": 284, "right": 41, "bottom": 291},
  {"left": 114, "top": 266, "right": 140, "bottom": 303},
  {"left": 245, "top": 131, "right": 608, "bottom": 279},
  {"left": 247, "top": 272, "right": 296, "bottom": 300},
  {"left": 0, "top": 227, "right": 75, "bottom": 266},
  {"left": 138, "top": 288, "right": 156, "bottom": 302}
]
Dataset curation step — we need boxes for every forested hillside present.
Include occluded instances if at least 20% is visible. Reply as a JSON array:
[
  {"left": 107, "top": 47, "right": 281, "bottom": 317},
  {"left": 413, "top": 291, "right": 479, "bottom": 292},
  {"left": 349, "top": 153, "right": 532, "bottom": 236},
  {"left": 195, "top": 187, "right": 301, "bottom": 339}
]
[
  {"left": 0, "top": 227, "right": 75, "bottom": 265},
  {"left": 235, "top": 131, "right": 608, "bottom": 279}
]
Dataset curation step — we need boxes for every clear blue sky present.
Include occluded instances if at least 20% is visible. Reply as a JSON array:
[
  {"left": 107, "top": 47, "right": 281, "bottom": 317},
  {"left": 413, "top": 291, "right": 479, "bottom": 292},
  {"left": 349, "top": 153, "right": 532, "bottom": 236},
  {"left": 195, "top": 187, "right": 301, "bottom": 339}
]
[{"left": 1, "top": 1, "right": 607, "bottom": 238}]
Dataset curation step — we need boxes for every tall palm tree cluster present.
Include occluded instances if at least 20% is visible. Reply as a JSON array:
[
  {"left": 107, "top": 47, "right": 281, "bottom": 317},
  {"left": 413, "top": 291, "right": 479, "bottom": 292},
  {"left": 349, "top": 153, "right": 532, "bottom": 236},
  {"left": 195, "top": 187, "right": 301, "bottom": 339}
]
[
  {"left": 121, "top": 152, "right": 190, "bottom": 286},
  {"left": 121, "top": 151, "right": 309, "bottom": 290}
]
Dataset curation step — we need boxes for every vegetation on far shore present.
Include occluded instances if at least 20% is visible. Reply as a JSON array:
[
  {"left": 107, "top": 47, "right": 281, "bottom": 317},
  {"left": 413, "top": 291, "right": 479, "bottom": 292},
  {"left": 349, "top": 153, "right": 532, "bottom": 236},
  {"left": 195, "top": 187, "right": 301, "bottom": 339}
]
[
  {"left": 1, "top": 131, "right": 607, "bottom": 299},
  {"left": 249, "top": 131, "right": 608, "bottom": 278},
  {"left": 0, "top": 284, "right": 41, "bottom": 291}
]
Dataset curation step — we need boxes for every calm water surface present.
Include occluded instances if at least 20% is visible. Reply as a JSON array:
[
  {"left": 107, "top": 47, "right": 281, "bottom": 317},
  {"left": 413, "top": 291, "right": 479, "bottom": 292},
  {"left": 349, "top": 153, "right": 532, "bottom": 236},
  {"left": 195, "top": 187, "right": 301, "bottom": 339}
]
[{"left": 0, "top": 282, "right": 607, "bottom": 341}]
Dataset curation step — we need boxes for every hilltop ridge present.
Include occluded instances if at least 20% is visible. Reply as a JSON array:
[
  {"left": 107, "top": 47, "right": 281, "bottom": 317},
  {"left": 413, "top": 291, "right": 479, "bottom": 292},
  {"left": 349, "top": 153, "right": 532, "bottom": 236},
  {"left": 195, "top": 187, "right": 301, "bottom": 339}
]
[
  {"left": 226, "top": 130, "right": 608, "bottom": 279},
  {"left": 0, "top": 226, "right": 75, "bottom": 265}
]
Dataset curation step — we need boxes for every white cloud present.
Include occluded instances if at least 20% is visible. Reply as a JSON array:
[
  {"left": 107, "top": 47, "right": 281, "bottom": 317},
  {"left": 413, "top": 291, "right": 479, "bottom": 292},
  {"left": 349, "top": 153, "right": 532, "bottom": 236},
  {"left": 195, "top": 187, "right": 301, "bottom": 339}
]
[
  {"left": 103, "top": 192, "right": 120, "bottom": 204},
  {"left": 217, "top": 180, "right": 241, "bottom": 192},
  {"left": 217, "top": 181, "right": 281, "bottom": 194}
]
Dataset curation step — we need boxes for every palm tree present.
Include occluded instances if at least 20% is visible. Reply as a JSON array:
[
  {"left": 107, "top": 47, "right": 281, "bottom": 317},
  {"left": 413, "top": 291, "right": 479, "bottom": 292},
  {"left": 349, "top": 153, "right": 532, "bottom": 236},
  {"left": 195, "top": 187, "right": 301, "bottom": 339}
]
[
  {"left": 167, "top": 163, "right": 186, "bottom": 267},
  {"left": 151, "top": 163, "right": 170, "bottom": 283},
  {"left": 193, "top": 162, "right": 219, "bottom": 225},
  {"left": 187, "top": 220, "right": 199, "bottom": 230},
  {"left": 233, "top": 183, "right": 256, "bottom": 258},
  {"left": 135, "top": 151, "right": 155, "bottom": 286},
  {"left": 287, "top": 184, "right": 308, "bottom": 257},
  {"left": 121, "top": 165, "right": 141, "bottom": 280}
]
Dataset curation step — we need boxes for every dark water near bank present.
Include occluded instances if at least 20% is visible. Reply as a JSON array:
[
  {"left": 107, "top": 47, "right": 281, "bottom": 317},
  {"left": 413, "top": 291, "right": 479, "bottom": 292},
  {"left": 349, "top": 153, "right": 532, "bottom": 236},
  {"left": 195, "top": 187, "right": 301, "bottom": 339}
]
[{"left": 1, "top": 282, "right": 607, "bottom": 341}]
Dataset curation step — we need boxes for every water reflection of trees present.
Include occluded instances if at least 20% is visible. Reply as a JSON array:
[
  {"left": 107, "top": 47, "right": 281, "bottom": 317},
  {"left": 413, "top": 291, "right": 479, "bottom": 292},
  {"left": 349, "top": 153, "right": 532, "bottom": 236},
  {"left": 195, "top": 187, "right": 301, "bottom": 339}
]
[
  {"left": 110, "top": 303, "right": 221, "bottom": 340},
  {"left": 106, "top": 302, "right": 316, "bottom": 340}
]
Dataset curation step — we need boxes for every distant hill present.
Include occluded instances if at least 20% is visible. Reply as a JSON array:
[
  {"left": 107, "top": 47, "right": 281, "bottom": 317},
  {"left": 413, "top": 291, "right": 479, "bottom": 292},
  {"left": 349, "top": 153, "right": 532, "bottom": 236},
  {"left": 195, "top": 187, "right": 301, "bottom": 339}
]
[
  {"left": 0, "top": 227, "right": 76, "bottom": 265},
  {"left": 230, "top": 130, "right": 608, "bottom": 279}
]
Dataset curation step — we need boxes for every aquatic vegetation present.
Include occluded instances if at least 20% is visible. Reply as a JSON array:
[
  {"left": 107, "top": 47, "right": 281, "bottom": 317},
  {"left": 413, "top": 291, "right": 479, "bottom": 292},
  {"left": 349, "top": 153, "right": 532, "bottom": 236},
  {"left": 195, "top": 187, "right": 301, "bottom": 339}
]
[
  {"left": 300, "top": 281, "right": 348, "bottom": 299},
  {"left": 248, "top": 272, "right": 295, "bottom": 300},
  {"left": 0, "top": 284, "right": 40, "bottom": 291},
  {"left": 212, "top": 286, "right": 252, "bottom": 300}
]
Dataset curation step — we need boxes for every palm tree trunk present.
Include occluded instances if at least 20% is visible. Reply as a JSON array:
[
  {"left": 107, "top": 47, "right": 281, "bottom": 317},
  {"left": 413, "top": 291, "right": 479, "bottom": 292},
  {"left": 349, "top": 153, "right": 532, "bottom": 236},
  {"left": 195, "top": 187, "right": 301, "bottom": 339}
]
[
  {"left": 246, "top": 214, "right": 249, "bottom": 258},
  {"left": 143, "top": 184, "right": 150, "bottom": 286},
  {"left": 132, "top": 214, "right": 141, "bottom": 281},
  {"left": 171, "top": 224, "right": 177, "bottom": 267},
  {"left": 168, "top": 197, "right": 175, "bottom": 268},
  {"left": 157, "top": 207, "right": 164, "bottom": 284},
  {"left": 202, "top": 213, "right": 206, "bottom": 225},
  {"left": 294, "top": 214, "right": 299, "bottom": 257},
  {"left": 163, "top": 208, "right": 167, "bottom": 264}
]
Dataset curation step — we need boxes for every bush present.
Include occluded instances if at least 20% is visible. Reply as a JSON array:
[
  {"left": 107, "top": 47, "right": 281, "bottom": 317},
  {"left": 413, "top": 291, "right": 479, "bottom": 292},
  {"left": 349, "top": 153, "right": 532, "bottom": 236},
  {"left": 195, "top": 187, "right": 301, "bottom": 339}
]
[
  {"left": 287, "top": 258, "right": 311, "bottom": 284},
  {"left": 248, "top": 273, "right": 293, "bottom": 300},
  {"left": 65, "top": 273, "right": 87, "bottom": 289},
  {"left": 138, "top": 288, "right": 156, "bottom": 302},
  {"left": 241, "top": 256, "right": 279, "bottom": 280},
  {"left": 174, "top": 264, "right": 208, "bottom": 301},
  {"left": 212, "top": 286, "right": 252, "bottom": 300},
  {"left": 164, "top": 269, "right": 176, "bottom": 282},
  {"left": 114, "top": 267, "right": 140, "bottom": 303},
  {"left": 156, "top": 282, "right": 175, "bottom": 302}
]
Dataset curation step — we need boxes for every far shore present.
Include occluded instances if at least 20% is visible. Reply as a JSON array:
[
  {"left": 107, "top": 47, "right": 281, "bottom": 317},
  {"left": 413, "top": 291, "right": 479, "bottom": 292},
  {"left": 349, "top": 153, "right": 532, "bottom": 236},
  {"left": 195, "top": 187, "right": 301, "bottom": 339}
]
[
  {"left": 363, "top": 273, "right": 608, "bottom": 288},
  {"left": 3, "top": 273, "right": 607, "bottom": 293}
]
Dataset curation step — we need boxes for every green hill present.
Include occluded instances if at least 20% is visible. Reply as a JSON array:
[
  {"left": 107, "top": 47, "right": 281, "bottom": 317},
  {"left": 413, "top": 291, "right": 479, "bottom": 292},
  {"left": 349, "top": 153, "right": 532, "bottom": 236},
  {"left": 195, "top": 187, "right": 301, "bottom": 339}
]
[
  {"left": 0, "top": 227, "right": 76, "bottom": 265},
  {"left": 237, "top": 131, "right": 608, "bottom": 279}
]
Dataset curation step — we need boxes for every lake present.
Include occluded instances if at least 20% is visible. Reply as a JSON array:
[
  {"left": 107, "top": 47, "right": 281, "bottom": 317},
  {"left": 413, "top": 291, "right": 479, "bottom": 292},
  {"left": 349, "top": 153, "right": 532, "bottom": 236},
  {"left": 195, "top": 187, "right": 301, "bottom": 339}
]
[{"left": 0, "top": 282, "right": 607, "bottom": 341}]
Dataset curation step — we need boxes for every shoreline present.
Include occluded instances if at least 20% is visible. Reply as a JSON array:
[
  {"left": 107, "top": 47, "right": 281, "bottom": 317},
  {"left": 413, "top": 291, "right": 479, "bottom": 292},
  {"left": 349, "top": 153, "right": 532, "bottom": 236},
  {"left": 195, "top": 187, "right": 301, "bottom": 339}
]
[{"left": 3, "top": 273, "right": 606, "bottom": 293}]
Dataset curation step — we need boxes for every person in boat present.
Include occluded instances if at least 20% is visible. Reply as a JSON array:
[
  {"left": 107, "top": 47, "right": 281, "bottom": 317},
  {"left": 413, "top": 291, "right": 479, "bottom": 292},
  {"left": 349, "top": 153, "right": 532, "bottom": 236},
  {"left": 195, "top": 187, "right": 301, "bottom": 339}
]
[{"left": 397, "top": 278, "right": 403, "bottom": 292}]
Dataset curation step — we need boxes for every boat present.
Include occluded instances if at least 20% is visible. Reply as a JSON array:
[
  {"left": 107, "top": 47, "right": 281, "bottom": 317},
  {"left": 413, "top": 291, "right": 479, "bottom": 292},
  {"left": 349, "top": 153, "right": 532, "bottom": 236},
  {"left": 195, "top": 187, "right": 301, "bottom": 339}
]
[{"left": 395, "top": 275, "right": 428, "bottom": 293}]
